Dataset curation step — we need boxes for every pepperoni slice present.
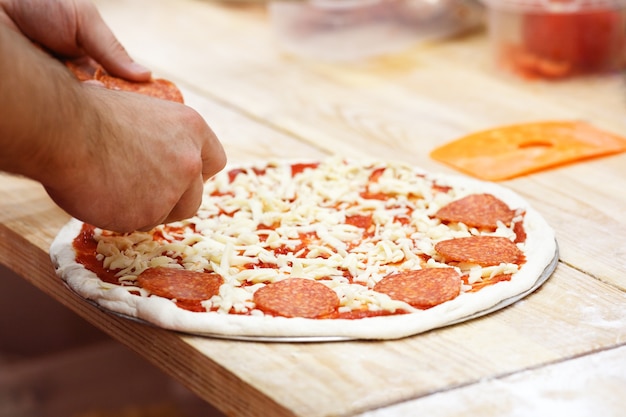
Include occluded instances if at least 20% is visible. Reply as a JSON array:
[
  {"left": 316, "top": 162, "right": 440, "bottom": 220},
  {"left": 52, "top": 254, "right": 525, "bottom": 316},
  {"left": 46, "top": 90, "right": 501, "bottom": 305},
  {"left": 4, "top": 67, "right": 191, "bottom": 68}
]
[
  {"left": 253, "top": 278, "right": 339, "bottom": 318},
  {"left": 65, "top": 60, "right": 184, "bottom": 103},
  {"left": 373, "top": 268, "right": 461, "bottom": 309},
  {"left": 95, "top": 69, "right": 184, "bottom": 103},
  {"left": 136, "top": 267, "right": 223, "bottom": 310},
  {"left": 435, "top": 194, "right": 515, "bottom": 229},
  {"left": 435, "top": 236, "right": 524, "bottom": 266}
]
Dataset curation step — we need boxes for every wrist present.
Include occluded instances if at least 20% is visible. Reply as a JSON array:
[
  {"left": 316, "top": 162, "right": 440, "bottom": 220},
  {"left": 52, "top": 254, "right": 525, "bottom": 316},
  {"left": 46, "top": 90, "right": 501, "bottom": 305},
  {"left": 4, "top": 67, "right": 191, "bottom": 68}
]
[{"left": 0, "top": 25, "right": 93, "bottom": 187}]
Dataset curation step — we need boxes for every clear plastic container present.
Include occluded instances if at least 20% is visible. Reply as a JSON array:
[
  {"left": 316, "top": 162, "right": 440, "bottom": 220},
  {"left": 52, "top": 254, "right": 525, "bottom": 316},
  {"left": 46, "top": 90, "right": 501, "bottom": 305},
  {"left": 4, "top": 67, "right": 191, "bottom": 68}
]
[
  {"left": 268, "top": 0, "right": 484, "bottom": 61},
  {"left": 482, "top": 0, "right": 626, "bottom": 78}
]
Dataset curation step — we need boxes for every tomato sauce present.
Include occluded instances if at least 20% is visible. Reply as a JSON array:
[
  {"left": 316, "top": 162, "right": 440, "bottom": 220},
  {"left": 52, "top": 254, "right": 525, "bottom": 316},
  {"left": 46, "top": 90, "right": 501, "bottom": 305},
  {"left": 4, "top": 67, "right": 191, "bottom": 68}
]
[
  {"left": 73, "top": 224, "right": 121, "bottom": 285},
  {"left": 228, "top": 166, "right": 267, "bottom": 183},
  {"left": 335, "top": 309, "right": 406, "bottom": 320},
  {"left": 345, "top": 214, "right": 372, "bottom": 228},
  {"left": 464, "top": 274, "right": 513, "bottom": 293},
  {"left": 291, "top": 162, "right": 320, "bottom": 176}
]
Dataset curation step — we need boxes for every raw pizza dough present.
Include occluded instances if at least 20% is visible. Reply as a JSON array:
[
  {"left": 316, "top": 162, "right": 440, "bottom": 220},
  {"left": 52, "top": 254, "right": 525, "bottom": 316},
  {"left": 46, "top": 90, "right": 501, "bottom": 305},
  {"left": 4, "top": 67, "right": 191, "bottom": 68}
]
[{"left": 50, "top": 157, "right": 557, "bottom": 340}]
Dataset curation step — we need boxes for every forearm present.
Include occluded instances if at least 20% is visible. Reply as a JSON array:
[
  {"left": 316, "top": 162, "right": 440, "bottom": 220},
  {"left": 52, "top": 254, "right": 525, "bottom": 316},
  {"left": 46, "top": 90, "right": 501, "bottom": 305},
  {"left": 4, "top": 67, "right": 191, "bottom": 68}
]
[
  {"left": 0, "top": 23, "right": 92, "bottom": 184},
  {"left": 0, "top": 0, "right": 225, "bottom": 232}
]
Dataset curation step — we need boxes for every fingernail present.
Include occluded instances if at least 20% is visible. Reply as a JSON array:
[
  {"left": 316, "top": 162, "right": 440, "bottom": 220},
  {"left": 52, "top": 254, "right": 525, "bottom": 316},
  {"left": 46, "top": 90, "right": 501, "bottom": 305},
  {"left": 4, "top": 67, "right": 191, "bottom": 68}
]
[{"left": 129, "top": 62, "right": 151, "bottom": 76}]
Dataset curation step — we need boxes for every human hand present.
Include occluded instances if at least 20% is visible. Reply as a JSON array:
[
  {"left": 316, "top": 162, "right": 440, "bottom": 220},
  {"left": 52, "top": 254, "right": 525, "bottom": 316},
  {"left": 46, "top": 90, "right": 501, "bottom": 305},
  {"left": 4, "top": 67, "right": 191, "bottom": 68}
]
[
  {"left": 0, "top": 0, "right": 150, "bottom": 81},
  {"left": 42, "top": 84, "right": 226, "bottom": 233},
  {"left": 0, "top": 0, "right": 227, "bottom": 232}
]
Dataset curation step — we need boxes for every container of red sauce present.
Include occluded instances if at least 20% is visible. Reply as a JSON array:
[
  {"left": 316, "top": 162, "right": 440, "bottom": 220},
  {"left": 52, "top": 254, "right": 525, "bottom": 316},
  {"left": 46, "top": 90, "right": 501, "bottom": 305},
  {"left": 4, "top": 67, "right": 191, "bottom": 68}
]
[{"left": 482, "top": 0, "right": 626, "bottom": 79}]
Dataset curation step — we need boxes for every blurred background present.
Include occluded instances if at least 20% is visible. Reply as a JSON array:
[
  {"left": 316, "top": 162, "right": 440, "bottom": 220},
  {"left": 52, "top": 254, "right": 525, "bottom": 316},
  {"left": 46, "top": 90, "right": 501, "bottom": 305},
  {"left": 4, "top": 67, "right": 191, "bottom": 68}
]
[{"left": 0, "top": 265, "right": 225, "bottom": 417}]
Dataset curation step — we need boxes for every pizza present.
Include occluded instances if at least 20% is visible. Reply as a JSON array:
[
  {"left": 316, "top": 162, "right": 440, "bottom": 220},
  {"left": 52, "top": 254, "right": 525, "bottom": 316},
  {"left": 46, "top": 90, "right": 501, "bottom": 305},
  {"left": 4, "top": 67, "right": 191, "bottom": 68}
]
[{"left": 50, "top": 158, "right": 557, "bottom": 340}]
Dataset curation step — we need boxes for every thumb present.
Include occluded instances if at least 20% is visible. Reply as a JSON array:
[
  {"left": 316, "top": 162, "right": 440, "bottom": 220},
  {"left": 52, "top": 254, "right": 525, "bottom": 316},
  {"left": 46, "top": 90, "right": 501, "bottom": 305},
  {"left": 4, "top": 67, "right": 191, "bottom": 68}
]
[{"left": 75, "top": 1, "right": 151, "bottom": 82}]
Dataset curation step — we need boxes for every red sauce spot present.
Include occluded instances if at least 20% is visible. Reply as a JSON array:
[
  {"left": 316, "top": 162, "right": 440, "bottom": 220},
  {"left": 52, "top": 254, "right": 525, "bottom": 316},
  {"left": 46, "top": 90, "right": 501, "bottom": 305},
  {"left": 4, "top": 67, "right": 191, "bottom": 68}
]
[
  {"left": 335, "top": 309, "right": 407, "bottom": 320},
  {"left": 369, "top": 167, "right": 386, "bottom": 182},
  {"left": 228, "top": 168, "right": 245, "bottom": 182},
  {"left": 432, "top": 183, "right": 452, "bottom": 193},
  {"left": 346, "top": 214, "right": 373, "bottom": 230},
  {"left": 513, "top": 217, "right": 527, "bottom": 244},
  {"left": 463, "top": 274, "right": 513, "bottom": 293},
  {"left": 210, "top": 190, "right": 234, "bottom": 198},
  {"left": 394, "top": 215, "right": 411, "bottom": 226},
  {"left": 418, "top": 253, "right": 432, "bottom": 263},
  {"left": 244, "top": 261, "right": 278, "bottom": 270},
  {"left": 228, "top": 167, "right": 266, "bottom": 183},
  {"left": 72, "top": 224, "right": 121, "bottom": 285},
  {"left": 256, "top": 222, "right": 278, "bottom": 231},
  {"left": 291, "top": 162, "right": 319, "bottom": 177},
  {"left": 358, "top": 167, "right": 391, "bottom": 200},
  {"left": 360, "top": 191, "right": 388, "bottom": 200},
  {"left": 341, "top": 270, "right": 355, "bottom": 283},
  {"left": 272, "top": 231, "right": 318, "bottom": 257},
  {"left": 152, "top": 225, "right": 192, "bottom": 243}
]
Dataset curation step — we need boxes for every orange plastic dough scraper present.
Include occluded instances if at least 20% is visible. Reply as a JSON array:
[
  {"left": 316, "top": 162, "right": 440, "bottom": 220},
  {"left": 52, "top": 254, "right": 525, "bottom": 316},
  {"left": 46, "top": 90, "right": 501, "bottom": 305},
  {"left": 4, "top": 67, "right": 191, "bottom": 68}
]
[{"left": 430, "top": 121, "right": 626, "bottom": 181}]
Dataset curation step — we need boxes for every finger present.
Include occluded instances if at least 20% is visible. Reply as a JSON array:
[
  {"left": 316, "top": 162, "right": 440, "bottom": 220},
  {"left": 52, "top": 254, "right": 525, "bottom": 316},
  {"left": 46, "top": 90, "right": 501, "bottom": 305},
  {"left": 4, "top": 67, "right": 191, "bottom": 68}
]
[
  {"left": 162, "top": 176, "right": 205, "bottom": 225},
  {"left": 201, "top": 128, "right": 227, "bottom": 182},
  {"left": 74, "top": 0, "right": 151, "bottom": 82}
]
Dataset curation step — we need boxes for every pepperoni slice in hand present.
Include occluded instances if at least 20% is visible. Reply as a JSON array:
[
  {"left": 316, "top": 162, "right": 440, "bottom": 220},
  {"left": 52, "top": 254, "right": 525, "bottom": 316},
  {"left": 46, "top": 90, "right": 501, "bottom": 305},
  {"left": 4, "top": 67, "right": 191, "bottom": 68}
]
[
  {"left": 253, "top": 278, "right": 339, "bottom": 318},
  {"left": 435, "top": 194, "right": 516, "bottom": 229},
  {"left": 95, "top": 70, "right": 184, "bottom": 103},
  {"left": 374, "top": 268, "right": 462, "bottom": 310},
  {"left": 65, "top": 60, "right": 184, "bottom": 103},
  {"left": 435, "top": 236, "right": 524, "bottom": 266},
  {"left": 136, "top": 267, "right": 223, "bottom": 311}
]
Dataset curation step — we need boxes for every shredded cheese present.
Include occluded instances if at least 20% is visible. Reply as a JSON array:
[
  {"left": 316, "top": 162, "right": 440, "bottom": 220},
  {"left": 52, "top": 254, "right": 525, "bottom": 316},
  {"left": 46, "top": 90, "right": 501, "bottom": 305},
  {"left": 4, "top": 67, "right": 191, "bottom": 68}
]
[{"left": 92, "top": 157, "right": 525, "bottom": 315}]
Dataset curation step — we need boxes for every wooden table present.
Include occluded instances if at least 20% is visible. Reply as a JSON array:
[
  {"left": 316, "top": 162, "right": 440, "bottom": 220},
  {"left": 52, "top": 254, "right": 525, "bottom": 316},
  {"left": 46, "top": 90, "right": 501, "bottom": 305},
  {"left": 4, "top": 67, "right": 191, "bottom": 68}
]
[{"left": 2, "top": 1, "right": 626, "bottom": 416}]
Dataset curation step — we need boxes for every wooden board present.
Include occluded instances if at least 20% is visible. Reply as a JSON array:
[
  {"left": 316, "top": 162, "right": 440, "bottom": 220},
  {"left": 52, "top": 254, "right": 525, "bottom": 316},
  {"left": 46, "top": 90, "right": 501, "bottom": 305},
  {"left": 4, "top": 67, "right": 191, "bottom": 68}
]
[
  {"left": 181, "top": 265, "right": 626, "bottom": 417},
  {"left": 359, "top": 344, "right": 626, "bottom": 417}
]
